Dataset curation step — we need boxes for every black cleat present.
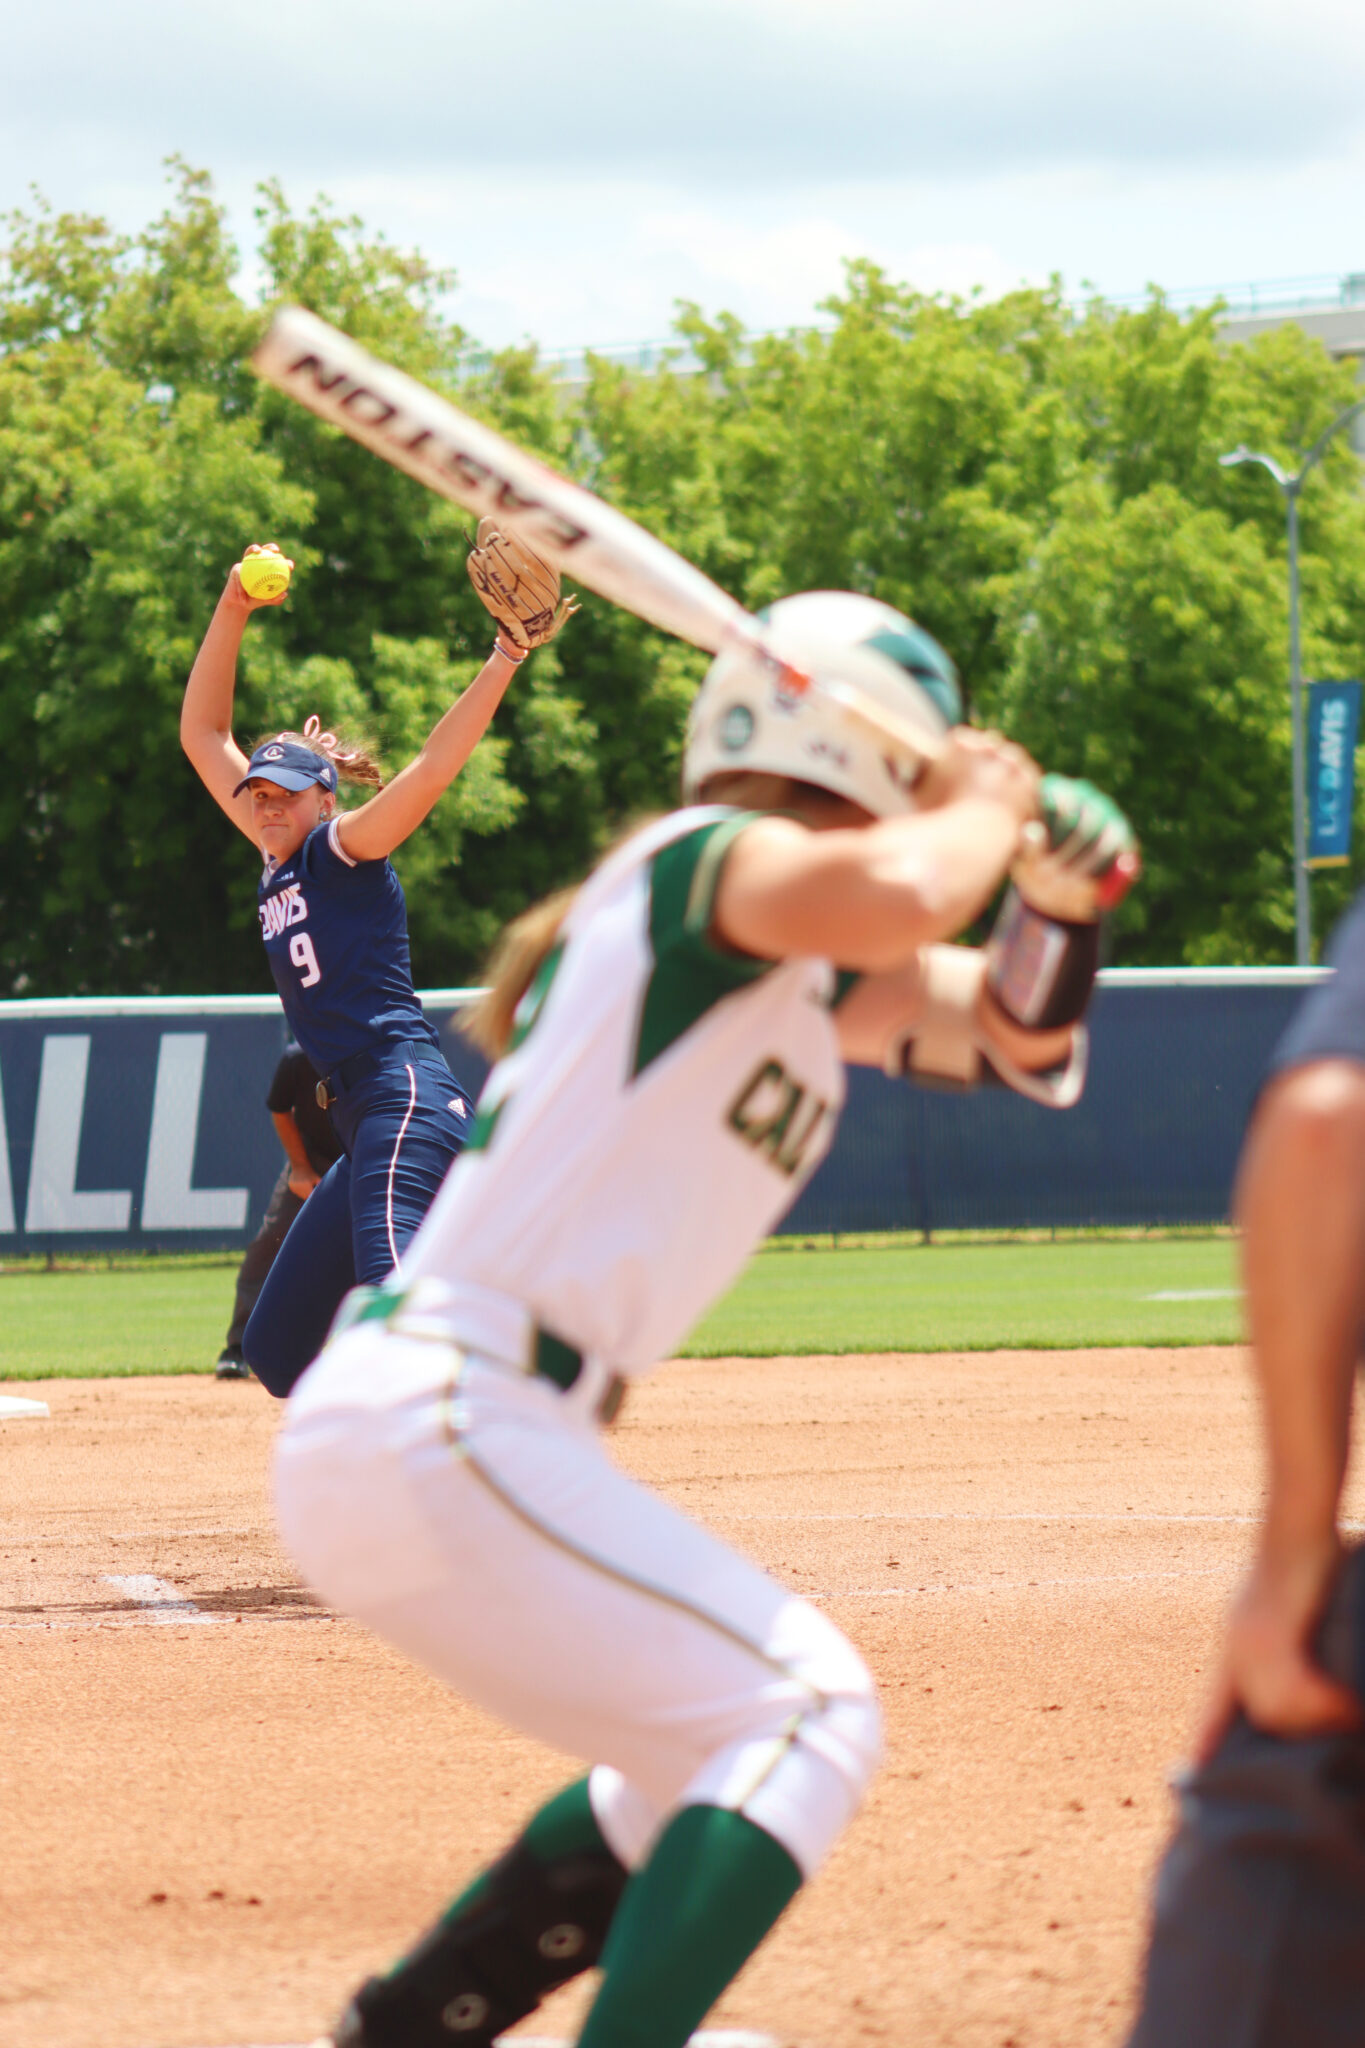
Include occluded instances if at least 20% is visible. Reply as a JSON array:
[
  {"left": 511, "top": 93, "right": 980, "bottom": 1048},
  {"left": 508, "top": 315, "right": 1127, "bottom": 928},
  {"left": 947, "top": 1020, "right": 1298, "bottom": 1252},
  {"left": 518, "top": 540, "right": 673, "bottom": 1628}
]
[{"left": 215, "top": 1350, "right": 252, "bottom": 1381}]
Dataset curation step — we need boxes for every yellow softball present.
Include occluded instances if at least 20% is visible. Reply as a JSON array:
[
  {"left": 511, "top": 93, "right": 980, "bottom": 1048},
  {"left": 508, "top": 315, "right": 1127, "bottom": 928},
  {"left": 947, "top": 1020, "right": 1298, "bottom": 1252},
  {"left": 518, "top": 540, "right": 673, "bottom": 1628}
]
[{"left": 239, "top": 550, "right": 293, "bottom": 601}]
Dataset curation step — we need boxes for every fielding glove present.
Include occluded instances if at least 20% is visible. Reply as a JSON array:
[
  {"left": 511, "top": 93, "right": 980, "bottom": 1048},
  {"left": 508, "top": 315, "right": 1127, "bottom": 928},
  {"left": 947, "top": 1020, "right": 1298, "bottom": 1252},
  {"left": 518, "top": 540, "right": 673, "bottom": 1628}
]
[{"left": 467, "top": 519, "right": 580, "bottom": 653}]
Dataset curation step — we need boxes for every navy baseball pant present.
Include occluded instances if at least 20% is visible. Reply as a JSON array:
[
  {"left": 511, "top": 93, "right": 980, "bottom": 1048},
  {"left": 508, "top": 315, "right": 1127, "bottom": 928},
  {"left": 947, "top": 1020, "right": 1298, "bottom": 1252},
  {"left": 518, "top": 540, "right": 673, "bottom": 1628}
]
[{"left": 243, "top": 1051, "right": 471, "bottom": 1398}]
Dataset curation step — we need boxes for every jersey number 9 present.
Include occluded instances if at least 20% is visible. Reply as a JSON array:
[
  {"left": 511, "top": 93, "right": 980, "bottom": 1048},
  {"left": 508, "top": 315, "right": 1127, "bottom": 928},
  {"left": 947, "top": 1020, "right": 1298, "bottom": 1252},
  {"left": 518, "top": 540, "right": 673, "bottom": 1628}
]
[{"left": 290, "top": 932, "right": 322, "bottom": 987}]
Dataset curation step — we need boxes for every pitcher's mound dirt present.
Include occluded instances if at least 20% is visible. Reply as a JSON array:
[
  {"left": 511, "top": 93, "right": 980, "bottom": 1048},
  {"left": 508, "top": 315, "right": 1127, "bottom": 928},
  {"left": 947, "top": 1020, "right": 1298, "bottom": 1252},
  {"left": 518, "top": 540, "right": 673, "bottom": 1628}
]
[{"left": 1, "top": 1348, "right": 1319, "bottom": 2048}]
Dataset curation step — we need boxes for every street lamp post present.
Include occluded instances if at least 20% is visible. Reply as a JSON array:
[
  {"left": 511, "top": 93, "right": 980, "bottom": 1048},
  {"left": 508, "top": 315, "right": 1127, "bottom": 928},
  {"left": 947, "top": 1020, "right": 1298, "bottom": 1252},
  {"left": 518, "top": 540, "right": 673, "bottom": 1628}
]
[{"left": 1220, "top": 397, "right": 1365, "bottom": 966}]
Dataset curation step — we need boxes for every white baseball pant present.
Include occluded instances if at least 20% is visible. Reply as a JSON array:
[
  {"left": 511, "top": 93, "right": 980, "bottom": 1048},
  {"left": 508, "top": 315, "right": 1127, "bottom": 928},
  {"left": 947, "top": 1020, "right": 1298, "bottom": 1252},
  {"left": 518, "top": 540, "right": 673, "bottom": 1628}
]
[{"left": 274, "top": 1328, "right": 883, "bottom": 1877}]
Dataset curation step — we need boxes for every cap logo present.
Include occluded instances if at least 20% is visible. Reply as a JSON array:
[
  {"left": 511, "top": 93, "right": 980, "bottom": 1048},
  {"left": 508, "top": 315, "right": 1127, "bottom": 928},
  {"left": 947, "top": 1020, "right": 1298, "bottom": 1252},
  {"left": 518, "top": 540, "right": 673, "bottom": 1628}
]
[
  {"left": 718, "top": 704, "right": 755, "bottom": 752},
  {"left": 261, "top": 744, "right": 286, "bottom": 762}
]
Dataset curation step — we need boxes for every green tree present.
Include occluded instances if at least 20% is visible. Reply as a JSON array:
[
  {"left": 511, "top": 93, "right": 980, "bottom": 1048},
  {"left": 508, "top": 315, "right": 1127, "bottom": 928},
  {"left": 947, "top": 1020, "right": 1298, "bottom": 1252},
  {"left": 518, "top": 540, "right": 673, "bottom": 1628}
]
[
  {"left": 996, "top": 481, "right": 1293, "bottom": 961},
  {"left": 584, "top": 267, "right": 1079, "bottom": 719},
  {"left": 0, "top": 181, "right": 310, "bottom": 993},
  {"left": 989, "top": 299, "right": 1365, "bottom": 959},
  {"left": 5, "top": 168, "right": 1365, "bottom": 988},
  {"left": 0, "top": 164, "right": 599, "bottom": 993}
]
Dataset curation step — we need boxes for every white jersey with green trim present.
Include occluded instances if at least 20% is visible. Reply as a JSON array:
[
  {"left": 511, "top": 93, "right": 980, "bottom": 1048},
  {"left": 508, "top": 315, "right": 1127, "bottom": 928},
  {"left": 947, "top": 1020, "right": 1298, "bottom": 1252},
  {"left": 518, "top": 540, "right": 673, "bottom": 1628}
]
[{"left": 400, "top": 806, "right": 847, "bottom": 1373}]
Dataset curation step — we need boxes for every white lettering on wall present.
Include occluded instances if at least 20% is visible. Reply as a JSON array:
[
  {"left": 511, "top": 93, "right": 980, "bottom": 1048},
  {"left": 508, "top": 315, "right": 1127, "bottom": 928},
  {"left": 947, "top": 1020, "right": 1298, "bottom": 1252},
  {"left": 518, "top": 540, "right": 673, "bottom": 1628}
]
[
  {"left": 24, "top": 1036, "right": 132, "bottom": 1232},
  {"left": 141, "top": 1033, "right": 249, "bottom": 1229}
]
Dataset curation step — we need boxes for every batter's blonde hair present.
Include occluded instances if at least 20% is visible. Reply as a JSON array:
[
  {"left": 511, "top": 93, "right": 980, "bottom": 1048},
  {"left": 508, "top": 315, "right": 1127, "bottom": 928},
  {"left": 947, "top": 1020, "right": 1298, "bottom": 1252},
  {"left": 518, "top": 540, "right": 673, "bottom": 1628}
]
[
  {"left": 466, "top": 890, "right": 578, "bottom": 1058},
  {"left": 468, "top": 781, "right": 812, "bottom": 1060}
]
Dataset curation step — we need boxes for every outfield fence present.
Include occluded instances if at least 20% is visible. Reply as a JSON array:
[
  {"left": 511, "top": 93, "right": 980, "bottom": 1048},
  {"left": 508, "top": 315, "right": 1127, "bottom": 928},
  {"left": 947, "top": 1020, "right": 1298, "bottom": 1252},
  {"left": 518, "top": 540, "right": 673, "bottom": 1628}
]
[
  {"left": 0, "top": 992, "right": 484, "bottom": 1258},
  {"left": 0, "top": 968, "right": 1328, "bottom": 1253},
  {"left": 788, "top": 967, "right": 1325, "bottom": 1238}
]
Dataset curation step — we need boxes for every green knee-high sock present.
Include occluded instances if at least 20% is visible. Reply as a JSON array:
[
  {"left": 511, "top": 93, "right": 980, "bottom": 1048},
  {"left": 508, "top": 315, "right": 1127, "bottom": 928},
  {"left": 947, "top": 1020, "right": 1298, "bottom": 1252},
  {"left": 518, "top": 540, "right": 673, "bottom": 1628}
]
[
  {"left": 428, "top": 1773, "right": 610, "bottom": 1932},
  {"left": 350, "top": 1775, "right": 627, "bottom": 2048},
  {"left": 577, "top": 1804, "right": 803, "bottom": 2048}
]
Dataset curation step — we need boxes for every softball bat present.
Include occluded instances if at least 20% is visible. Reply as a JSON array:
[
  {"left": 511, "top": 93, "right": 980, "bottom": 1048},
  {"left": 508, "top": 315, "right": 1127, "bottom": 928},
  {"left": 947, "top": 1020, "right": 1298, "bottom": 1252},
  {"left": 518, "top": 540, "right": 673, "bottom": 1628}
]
[{"left": 250, "top": 307, "right": 944, "bottom": 770}]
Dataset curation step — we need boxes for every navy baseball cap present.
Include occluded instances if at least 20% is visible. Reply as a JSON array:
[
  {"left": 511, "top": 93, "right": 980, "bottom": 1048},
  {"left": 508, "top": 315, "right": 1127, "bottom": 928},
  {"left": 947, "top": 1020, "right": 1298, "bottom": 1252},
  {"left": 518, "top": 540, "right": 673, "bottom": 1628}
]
[{"left": 233, "top": 739, "right": 339, "bottom": 797}]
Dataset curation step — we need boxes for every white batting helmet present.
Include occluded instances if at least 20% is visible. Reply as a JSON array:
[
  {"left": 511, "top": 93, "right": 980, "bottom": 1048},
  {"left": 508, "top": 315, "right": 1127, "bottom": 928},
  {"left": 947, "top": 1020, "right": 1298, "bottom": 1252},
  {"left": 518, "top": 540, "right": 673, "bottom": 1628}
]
[{"left": 682, "top": 592, "right": 962, "bottom": 818}]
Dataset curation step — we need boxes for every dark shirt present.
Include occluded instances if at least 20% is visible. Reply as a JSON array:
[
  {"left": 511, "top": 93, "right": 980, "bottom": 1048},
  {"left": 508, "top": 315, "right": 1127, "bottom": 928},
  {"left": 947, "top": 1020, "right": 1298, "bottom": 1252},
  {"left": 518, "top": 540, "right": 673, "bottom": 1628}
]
[
  {"left": 256, "top": 817, "right": 439, "bottom": 1077},
  {"left": 1269, "top": 888, "right": 1365, "bottom": 1077},
  {"left": 266, "top": 1045, "right": 344, "bottom": 1178}
]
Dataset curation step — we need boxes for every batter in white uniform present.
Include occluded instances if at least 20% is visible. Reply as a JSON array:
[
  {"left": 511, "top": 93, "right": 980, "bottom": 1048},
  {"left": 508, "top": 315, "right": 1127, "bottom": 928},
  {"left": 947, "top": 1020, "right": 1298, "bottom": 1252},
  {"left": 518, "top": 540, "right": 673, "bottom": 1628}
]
[{"left": 275, "top": 593, "right": 1138, "bottom": 2048}]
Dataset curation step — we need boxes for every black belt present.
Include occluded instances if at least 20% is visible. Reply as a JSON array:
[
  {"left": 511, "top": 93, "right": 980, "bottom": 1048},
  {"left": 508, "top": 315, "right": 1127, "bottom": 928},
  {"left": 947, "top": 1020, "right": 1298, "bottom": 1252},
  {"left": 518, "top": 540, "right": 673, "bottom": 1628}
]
[
  {"left": 533, "top": 1328, "right": 627, "bottom": 1425},
  {"left": 316, "top": 1037, "right": 445, "bottom": 1108},
  {"left": 345, "top": 1286, "right": 628, "bottom": 1427}
]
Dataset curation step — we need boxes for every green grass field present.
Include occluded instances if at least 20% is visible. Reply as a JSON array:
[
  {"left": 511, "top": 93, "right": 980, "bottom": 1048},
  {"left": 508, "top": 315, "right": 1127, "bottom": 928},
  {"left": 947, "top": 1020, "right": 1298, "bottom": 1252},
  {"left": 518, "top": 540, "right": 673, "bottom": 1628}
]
[
  {"left": 687, "top": 1234, "right": 1241, "bottom": 1355},
  {"left": 0, "top": 1235, "right": 1243, "bottom": 1381},
  {"left": 0, "top": 1261, "right": 240, "bottom": 1380}
]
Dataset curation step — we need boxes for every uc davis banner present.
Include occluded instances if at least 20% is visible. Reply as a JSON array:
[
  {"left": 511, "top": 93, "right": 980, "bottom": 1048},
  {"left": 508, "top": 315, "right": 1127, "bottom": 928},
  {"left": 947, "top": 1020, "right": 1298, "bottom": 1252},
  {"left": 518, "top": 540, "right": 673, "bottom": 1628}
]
[{"left": 1307, "top": 680, "right": 1362, "bottom": 867}]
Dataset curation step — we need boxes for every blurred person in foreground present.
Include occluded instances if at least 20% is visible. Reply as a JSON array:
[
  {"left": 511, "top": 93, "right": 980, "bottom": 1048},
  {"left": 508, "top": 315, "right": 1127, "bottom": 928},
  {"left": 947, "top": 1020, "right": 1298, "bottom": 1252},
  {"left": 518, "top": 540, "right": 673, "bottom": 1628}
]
[
  {"left": 273, "top": 593, "right": 1138, "bottom": 2048},
  {"left": 1128, "top": 896, "right": 1365, "bottom": 2047},
  {"left": 216, "top": 1042, "right": 342, "bottom": 1379}
]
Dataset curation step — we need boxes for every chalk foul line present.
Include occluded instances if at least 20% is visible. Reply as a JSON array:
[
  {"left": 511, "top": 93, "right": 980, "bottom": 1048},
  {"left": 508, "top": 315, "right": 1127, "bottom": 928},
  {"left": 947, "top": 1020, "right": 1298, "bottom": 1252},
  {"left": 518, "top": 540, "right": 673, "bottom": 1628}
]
[{"left": 1142, "top": 1288, "right": 1240, "bottom": 1302}]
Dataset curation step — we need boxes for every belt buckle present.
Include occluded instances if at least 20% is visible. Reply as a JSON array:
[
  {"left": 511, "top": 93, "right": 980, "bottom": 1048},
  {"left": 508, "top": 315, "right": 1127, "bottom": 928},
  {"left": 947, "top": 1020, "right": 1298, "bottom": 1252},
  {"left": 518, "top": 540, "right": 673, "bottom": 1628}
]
[{"left": 316, "top": 1078, "right": 335, "bottom": 1109}]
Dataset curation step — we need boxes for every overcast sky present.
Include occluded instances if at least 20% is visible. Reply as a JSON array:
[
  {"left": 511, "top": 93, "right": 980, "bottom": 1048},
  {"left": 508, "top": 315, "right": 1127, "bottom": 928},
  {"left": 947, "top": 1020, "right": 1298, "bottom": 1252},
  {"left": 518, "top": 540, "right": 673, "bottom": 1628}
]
[{"left": 4, "top": 0, "right": 1364, "bottom": 351}]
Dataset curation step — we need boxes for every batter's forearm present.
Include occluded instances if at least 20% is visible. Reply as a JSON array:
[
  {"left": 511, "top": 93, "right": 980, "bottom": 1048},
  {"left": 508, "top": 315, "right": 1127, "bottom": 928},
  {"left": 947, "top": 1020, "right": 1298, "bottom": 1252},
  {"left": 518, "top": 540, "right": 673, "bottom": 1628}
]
[
  {"left": 720, "top": 799, "right": 1024, "bottom": 972},
  {"left": 857, "top": 801, "right": 1026, "bottom": 951},
  {"left": 836, "top": 950, "right": 1073, "bottom": 1076},
  {"left": 1235, "top": 1063, "right": 1365, "bottom": 1542},
  {"left": 976, "top": 985, "right": 1076, "bottom": 1074}
]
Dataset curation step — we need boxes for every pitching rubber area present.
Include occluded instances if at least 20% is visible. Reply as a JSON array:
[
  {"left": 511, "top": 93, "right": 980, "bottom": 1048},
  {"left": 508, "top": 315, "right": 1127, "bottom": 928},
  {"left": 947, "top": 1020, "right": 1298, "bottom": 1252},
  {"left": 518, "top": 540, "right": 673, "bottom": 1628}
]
[{"left": 4, "top": 1347, "right": 1342, "bottom": 2048}]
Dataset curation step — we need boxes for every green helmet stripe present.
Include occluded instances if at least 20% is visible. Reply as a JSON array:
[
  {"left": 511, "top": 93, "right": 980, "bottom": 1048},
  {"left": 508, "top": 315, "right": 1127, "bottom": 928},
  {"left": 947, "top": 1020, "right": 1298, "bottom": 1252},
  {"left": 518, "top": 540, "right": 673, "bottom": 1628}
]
[{"left": 864, "top": 626, "right": 961, "bottom": 726}]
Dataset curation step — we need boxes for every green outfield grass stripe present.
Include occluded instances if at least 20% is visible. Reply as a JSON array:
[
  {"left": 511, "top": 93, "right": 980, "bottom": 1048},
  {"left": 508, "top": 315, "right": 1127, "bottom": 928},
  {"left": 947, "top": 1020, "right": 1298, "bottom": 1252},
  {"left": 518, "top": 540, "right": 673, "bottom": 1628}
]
[
  {"left": 679, "top": 1238, "right": 1243, "bottom": 1356},
  {"left": 0, "top": 1238, "right": 1244, "bottom": 1381},
  {"left": 0, "top": 1268, "right": 238, "bottom": 1379}
]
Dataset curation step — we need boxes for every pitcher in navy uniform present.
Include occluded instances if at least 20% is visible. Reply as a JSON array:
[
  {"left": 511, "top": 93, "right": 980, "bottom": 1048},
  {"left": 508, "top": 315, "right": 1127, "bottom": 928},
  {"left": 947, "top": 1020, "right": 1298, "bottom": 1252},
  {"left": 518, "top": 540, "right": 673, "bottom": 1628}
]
[{"left": 181, "top": 541, "right": 572, "bottom": 1396}]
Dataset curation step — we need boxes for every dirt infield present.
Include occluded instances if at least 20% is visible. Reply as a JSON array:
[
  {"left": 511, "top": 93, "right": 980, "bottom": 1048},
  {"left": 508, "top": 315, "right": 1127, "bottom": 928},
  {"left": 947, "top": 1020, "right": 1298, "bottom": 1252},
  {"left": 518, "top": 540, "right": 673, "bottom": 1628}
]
[{"left": 2, "top": 1346, "right": 1336, "bottom": 2048}]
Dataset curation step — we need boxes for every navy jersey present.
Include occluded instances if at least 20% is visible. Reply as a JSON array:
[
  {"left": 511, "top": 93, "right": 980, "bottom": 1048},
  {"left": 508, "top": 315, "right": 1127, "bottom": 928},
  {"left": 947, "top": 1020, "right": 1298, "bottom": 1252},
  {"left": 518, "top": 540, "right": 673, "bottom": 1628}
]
[
  {"left": 1267, "top": 886, "right": 1365, "bottom": 1078},
  {"left": 257, "top": 818, "right": 439, "bottom": 1077}
]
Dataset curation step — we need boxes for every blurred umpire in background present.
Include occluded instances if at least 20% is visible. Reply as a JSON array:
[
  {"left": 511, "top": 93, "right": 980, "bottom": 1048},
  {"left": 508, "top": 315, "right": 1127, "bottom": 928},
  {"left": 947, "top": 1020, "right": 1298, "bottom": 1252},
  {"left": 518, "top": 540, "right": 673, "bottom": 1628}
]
[
  {"left": 1129, "top": 896, "right": 1365, "bottom": 2046},
  {"left": 215, "top": 1042, "right": 342, "bottom": 1380}
]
